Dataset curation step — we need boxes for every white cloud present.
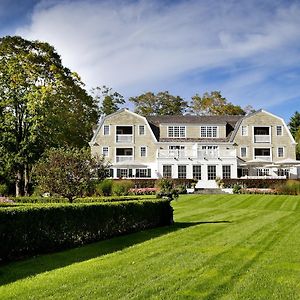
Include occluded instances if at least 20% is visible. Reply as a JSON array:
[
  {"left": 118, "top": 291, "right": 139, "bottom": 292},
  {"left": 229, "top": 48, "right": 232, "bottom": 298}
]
[{"left": 16, "top": 0, "right": 300, "bottom": 107}]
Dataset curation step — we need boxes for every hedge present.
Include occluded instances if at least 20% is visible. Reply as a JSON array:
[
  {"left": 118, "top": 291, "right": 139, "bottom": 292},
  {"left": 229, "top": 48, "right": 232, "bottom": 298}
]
[
  {"left": 0, "top": 199, "right": 173, "bottom": 262},
  {"left": 11, "top": 196, "right": 153, "bottom": 203},
  {"left": 221, "top": 178, "right": 287, "bottom": 188}
]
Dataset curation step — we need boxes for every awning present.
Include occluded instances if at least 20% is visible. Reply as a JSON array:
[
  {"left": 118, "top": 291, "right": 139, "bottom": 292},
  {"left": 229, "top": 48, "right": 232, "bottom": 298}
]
[
  {"left": 274, "top": 159, "right": 300, "bottom": 166},
  {"left": 112, "top": 162, "right": 148, "bottom": 168}
]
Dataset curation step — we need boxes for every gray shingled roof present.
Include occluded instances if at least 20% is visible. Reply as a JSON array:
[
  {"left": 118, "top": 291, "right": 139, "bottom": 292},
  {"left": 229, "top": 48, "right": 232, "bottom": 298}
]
[{"left": 146, "top": 115, "right": 243, "bottom": 142}]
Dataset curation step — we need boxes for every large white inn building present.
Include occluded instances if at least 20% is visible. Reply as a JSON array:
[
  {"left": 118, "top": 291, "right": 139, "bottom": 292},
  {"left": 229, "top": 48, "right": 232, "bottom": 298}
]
[{"left": 90, "top": 109, "right": 299, "bottom": 188}]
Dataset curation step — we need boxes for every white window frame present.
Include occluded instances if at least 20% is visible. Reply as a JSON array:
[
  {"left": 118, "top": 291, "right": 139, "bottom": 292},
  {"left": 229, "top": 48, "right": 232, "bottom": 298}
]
[
  {"left": 103, "top": 125, "right": 110, "bottom": 135},
  {"left": 140, "top": 146, "right": 147, "bottom": 157},
  {"left": 193, "top": 165, "right": 201, "bottom": 180},
  {"left": 163, "top": 165, "right": 172, "bottom": 178},
  {"left": 276, "top": 125, "right": 283, "bottom": 136},
  {"left": 241, "top": 125, "right": 248, "bottom": 136},
  {"left": 168, "top": 126, "right": 186, "bottom": 138},
  {"left": 240, "top": 147, "right": 247, "bottom": 158},
  {"left": 139, "top": 125, "right": 145, "bottom": 135},
  {"left": 207, "top": 165, "right": 217, "bottom": 180},
  {"left": 102, "top": 146, "right": 109, "bottom": 157},
  {"left": 277, "top": 147, "right": 284, "bottom": 158},
  {"left": 178, "top": 165, "right": 187, "bottom": 179},
  {"left": 200, "top": 126, "right": 218, "bottom": 138},
  {"left": 222, "top": 165, "right": 231, "bottom": 179}
]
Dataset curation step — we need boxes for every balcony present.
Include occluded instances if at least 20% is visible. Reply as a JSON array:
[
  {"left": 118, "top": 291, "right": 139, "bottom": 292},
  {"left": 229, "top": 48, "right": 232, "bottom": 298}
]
[
  {"left": 116, "top": 156, "right": 133, "bottom": 163},
  {"left": 254, "top": 156, "right": 272, "bottom": 162},
  {"left": 157, "top": 149, "right": 236, "bottom": 160},
  {"left": 254, "top": 135, "right": 271, "bottom": 143},
  {"left": 116, "top": 134, "right": 133, "bottom": 143}
]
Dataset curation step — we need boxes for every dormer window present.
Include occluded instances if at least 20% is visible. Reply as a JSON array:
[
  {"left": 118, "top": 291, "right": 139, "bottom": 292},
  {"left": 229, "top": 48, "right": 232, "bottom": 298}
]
[
  {"left": 200, "top": 126, "right": 218, "bottom": 138},
  {"left": 168, "top": 126, "right": 186, "bottom": 138}
]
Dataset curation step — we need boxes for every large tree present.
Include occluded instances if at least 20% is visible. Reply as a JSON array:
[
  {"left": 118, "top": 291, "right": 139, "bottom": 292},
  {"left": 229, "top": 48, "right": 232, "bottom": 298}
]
[
  {"left": 190, "top": 91, "right": 246, "bottom": 115},
  {"left": 91, "top": 85, "right": 125, "bottom": 116},
  {"left": 129, "top": 91, "right": 188, "bottom": 116},
  {"left": 289, "top": 111, "right": 300, "bottom": 160},
  {"left": 0, "top": 36, "right": 98, "bottom": 196},
  {"left": 289, "top": 111, "right": 300, "bottom": 137}
]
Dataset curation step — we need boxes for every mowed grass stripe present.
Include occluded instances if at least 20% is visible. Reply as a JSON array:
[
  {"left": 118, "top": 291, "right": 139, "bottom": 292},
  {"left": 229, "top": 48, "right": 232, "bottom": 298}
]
[{"left": 0, "top": 194, "right": 300, "bottom": 300}]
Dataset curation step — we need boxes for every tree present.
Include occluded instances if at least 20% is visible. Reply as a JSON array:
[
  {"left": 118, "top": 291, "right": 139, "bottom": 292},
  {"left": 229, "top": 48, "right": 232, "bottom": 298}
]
[
  {"left": 289, "top": 111, "right": 300, "bottom": 137},
  {"left": 0, "top": 36, "right": 98, "bottom": 196},
  {"left": 91, "top": 85, "right": 125, "bottom": 116},
  {"left": 190, "top": 91, "right": 246, "bottom": 115},
  {"left": 129, "top": 91, "right": 188, "bottom": 116},
  {"left": 295, "top": 128, "right": 300, "bottom": 160},
  {"left": 34, "top": 148, "right": 110, "bottom": 202}
]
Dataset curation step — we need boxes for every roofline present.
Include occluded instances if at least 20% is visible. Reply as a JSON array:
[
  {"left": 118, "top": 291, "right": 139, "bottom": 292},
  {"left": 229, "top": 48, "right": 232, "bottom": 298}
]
[
  {"left": 90, "top": 109, "right": 158, "bottom": 145},
  {"left": 230, "top": 109, "right": 296, "bottom": 144}
]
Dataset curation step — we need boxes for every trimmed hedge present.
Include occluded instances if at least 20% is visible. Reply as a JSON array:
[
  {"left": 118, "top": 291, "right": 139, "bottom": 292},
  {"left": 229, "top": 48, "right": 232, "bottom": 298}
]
[
  {"left": 128, "top": 179, "right": 197, "bottom": 188},
  {"left": 11, "top": 196, "right": 153, "bottom": 203},
  {"left": 0, "top": 200, "right": 173, "bottom": 262},
  {"left": 221, "top": 178, "right": 287, "bottom": 188}
]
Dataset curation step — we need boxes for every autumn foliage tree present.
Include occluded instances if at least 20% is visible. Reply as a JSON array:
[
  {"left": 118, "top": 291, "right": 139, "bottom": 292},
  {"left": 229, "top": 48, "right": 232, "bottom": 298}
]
[
  {"left": 129, "top": 91, "right": 188, "bottom": 116},
  {"left": 190, "top": 91, "right": 246, "bottom": 115},
  {"left": 0, "top": 36, "right": 98, "bottom": 196}
]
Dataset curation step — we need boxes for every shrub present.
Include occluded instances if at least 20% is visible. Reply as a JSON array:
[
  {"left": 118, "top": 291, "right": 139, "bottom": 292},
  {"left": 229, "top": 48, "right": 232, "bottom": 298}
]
[
  {"left": 222, "top": 179, "right": 287, "bottom": 189},
  {"left": 0, "top": 199, "right": 173, "bottom": 262},
  {"left": 276, "top": 180, "right": 300, "bottom": 195},
  {"left": 233, "top": 184, "right": 242, "bottom": 194},
  {"left": 176, "top": 185, "right": 187, "bottom": 194},
  {"left": 156, "top": 178, "right": 179, "bottom": 200},
  {"left": 96, "top": 179, "right": 113, "bottom": 196},
  {"left": 0, "top": 183, "right": 8, "bottom": 196},
  {"left": 112, "top": 180, "right": 134, "bottom": 196}
]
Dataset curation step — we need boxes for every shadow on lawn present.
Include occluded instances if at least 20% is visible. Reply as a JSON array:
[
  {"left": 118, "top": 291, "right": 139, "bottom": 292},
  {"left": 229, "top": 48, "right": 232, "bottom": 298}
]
[{"left": 0, "top": 220, "right": 231, "bottom": 286}]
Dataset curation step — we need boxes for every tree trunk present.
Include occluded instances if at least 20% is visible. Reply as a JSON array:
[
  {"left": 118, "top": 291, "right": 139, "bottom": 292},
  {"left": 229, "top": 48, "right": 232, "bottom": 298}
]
[
  {"left": 15, "top": 170, "right": 22, "bottom": 197},
  {"left": 24, "top": 165, "right": 30, "bottom": 196}
]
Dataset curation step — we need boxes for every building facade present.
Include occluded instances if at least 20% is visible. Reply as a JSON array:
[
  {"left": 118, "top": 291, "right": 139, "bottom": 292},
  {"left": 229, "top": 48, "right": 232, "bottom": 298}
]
[{"left": 90, "top": 109, "right": 300, "bottom": 187}]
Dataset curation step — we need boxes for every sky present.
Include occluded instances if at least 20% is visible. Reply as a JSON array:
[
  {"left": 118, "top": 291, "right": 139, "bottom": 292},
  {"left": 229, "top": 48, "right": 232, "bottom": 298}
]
[{"left": 1, "top": 0, "right": 300, "bottom": 121}]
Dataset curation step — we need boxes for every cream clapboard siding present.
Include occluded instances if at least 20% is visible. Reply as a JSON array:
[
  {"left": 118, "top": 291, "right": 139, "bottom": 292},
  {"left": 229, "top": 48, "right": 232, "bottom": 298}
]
[
  {"left": 233, "top": 111, "right": 296, "bottom": 160},
  {"left": 91, "top": 110, "right": 157, "bottom": 164}
]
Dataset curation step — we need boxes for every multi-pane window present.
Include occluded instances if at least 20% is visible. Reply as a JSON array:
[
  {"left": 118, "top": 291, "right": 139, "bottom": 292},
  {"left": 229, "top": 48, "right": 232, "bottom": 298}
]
[
  {"left": 207, "top": 165, "right": 216, "bottom": 180},
  {"left": 241, "top": 147, "right": 247, "bottom": 157},
  {"left": 241, "top": 126, "right": 248, "bottom": 136},
  {"left": 277, "top": 169, "right": 289, "bottom": 178},
  {"left": 102, "top": 146, "right": 109, "bottom": 157},
  {"left": 241, "top": 168, "right": 249, "bottom": 177},
  {"left": 103, "top": 125, "right": 110, "bottom": 135},
  {"left": 117, "top": 168, "right": 128, "bottom": 178},
  {"left": 193, "top": 165, "right": 201, "bottom": 180},
  {"left": 136, "top": 169, "right": 151, "bottom": 178},
  {"left": 178, "top": 165, "right": 186, "bottom": 179},
  {"left": 201, "top": 145, "right": 218, "bottom": 150},
  {"left": 256, "top": 168, "right": 270, "bottom": 176},
  {"left": 200, "top": 126, "right": 218, "bottom": 138},
  {"left": 168, "top": 126, "right": 186, "bottom": 138},
  {"left": 222, "top": 165, "right": 231, "bottom": 179},
  {"left": 139, "top": 125, "right": 145, "bottom": 135},
  {"left": 276, "top": 126, "right": 283, "bottom": 136},
  {"left": 140, "top": 146, "right": 147, "bottom": 157},
  {"left": 163, "top": 165, "right": 172, "bottom": 178},
  {"left": 277, "top": 147, "right": 284, "bottom": 157}
]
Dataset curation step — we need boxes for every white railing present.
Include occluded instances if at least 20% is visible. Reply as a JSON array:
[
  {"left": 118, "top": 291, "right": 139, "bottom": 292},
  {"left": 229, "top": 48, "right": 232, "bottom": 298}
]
[
  {"left": 116, "top": 134, "right": 133, "bottom": 143},
  {"left": 254, "top": 156, "right": 272, "bottom": 161},
  {"left": 254, "top": 135, "right": 271, "bottom": 143},
  {"left": 157, "top": 149, "right": 236, "bottom": 159},
  {"left": 116, "top": 156, "right": 133, "bottom": 162},
  {"left": 241, "top": 175, "right": 286, "bottom": 179}
]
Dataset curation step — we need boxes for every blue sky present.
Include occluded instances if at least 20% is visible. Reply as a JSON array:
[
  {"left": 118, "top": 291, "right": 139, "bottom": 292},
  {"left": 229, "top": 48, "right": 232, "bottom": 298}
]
[{"left": 1, "top": 0, "right": 300, "bottom": 121}]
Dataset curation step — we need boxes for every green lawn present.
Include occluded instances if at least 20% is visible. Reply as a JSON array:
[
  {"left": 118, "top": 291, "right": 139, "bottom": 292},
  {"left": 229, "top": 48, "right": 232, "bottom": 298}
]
[{"left": 1, "top": 194, "right": 300, "bottom": 299}]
